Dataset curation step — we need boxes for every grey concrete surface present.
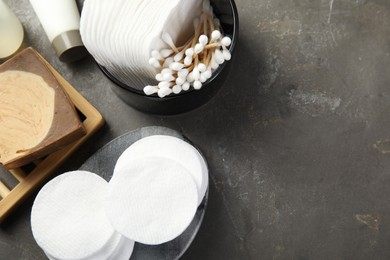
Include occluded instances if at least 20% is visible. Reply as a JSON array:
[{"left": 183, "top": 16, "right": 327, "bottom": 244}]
[{"left": 1, "top": 0, "right": 390, "bottom": 259}]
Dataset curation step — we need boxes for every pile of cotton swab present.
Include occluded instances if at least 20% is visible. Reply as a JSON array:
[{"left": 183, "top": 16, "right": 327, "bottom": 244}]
[{"left": 144, "top": 1, "right": 232, "bottom": 98}]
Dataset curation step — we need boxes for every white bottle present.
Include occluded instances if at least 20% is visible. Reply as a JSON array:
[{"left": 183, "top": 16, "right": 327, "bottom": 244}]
[
  {"left": 0, "top": 0, "right": 24, "bottom": 60},
  {"left": 29, "top": 0, "right": 87, "bottom": 62}
]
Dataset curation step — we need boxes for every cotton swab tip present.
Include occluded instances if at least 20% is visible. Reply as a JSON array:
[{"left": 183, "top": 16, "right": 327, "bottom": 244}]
[
  {"left": 158, "top": 87, "right": 172, "bottom": 98},
  {"left": 187, "top": 72, "right": 195, "bottom": 83},
  {"left": 185, "top": 48, "right": 194, "bottom": 57},
  {"left": 199, "top": 73, "right": 208, "bottom": 83},
  {"left": 174, "top": 52, "right": 184, "bottom": 62},
  {"left": 194, "top": 44, "right": 204, "bottom": 54},
  {"left": 160, "top": 49, "right": 174, "bottom": 58},
  {"left": 203, "top": 69, "right": 212, "bottom": 79},
  {"left": 199, "top": 35, "right": 209, "bottom": 46},
  {"left": 158, "top": 81, "right": 173, "bottom": 89},
  {"left": 221, "top": 37, "right": 232, "bottom": 47},
  {"left": 161, "top": 68, "right": 173, "bottom": 75},
  {"left": 210, "top": 57, "right": 219, "bottom": 70},
  {"left": 184, "top": 56, "right": 193, "bottom": 66},
  {"left": 197, "top": 63, "right": 207, "bottom": 72},
  {"left": 178, "top": 69, "right": 189, "bottom": 79},
  {"left": 155, "top": 73, "right": 163, "bottom": 81},
  {"left": 172, "top": 85, "right": 182, "bottom": 94},
  {"left": 144, "top": 85, "right": 158, "bottom": 95},
  {"left": 222, "top": 49, "right": 231, "bottom": 61},
  {"left": 151, "top": 50, "right": 162, "bottom": 60},
  {"left": 175, "top": 77, "right": 185, "bottom": 86},
  {"left": 193, "top": 80, "right": 202, "bottom": 90},
  {"left": 211, "top": 30, "right": 221, "bottom": 41},
  {"left": 169, "top": 62, "right": 184, "bottom": 71},
  {"left": 192, "top": 67, "right": 200, "bottom": 80},
  {"left": 162, "top": 73, "right": 175, "bottom": 82},
  {"left": 182, "top": 81, "right": 190, "bottom": 91},
  {"left": 215, "top": 49, "right": 225, "bottom": 64}
]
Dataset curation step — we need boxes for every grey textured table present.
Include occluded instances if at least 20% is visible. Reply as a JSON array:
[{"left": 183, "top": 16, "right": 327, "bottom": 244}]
[{"left": 1, "top": 0, "right": 390, "bottom": 259}]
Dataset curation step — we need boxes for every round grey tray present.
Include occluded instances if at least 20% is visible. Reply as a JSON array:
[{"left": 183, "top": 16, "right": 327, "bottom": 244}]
[{"left": 79, "top": 126, "right": 208, "bottom": 260}]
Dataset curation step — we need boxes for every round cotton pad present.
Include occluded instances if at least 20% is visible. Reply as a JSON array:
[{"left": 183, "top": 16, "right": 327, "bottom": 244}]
[
  {"left": 107, "top": 156, "right": 198, "bottom": 245},
  {"left": 114, "top": 135, "right": 208, "bottom": 205},
  {"left": 31, "top": 171, "right": 117, "bottom": 260},
  {"left": 108, "top": 236, "right": 135, "bottom": 260}
]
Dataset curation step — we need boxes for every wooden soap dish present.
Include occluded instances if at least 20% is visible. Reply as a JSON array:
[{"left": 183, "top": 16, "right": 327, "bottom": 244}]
[{"left": 0, "top": 51, "right": 104, "bottom": 222}]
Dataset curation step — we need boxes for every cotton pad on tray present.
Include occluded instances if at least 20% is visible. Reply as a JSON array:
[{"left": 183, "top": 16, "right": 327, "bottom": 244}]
[
  {"left": 107, "top": 156, "right": 199, "bottom": 245},
  {"left": 31, "top": 170, "right": 134, "bottom": 260},
  {"left": 115, "top": 135, "right": 208, "bottom": 205}
]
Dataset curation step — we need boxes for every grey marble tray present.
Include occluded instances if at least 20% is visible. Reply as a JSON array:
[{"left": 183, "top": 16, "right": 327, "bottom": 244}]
[{"left": 79, "top": 126, "right": 208, "bottom": 260}]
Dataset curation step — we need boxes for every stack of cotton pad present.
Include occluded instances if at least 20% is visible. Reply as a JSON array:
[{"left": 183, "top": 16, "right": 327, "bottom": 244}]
[
  {"left": 80, "top": 0, "right": 203, "bottom": 91},
  {"left": 31, "top": 135, "right": 208, "bottom": 258},
  {"left": 107, "top": 135, "right": 209, "bottom": 245},
  {"left": 31, "top": 171, "right": 135, "bottom": 260}
]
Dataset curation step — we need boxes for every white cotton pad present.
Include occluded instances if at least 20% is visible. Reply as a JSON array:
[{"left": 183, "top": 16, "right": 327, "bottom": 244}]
[
  {"left": 106, "top": 156, "right": 198, "bottom": 245},
  {"left": 114, "top": 135, "right": 208, "bottom": 205},
  {"left": 108, "top": 236, "right": 135, "bottom": 260},
  {"left": 43, "top": 231, "right": 135, "bottom": 260},
  {"left": 31, "top": 171, "right": 121, "bottom": 260}
]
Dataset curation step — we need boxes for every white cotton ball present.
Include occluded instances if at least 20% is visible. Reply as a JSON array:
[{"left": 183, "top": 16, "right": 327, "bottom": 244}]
[
  {"left": 172, "top": 85, "right": 182, "bottom": 94},
  {"left": 185, "top": 48, "right": 194, "bottom": 57},
  {"left": 215, "top": 49, "right": 225, "bottom": 64},
  {"left": 211, "top": 30, "right": 221, "bottom": 41},
  {"left": 176, "top": 77, "right": 185, "bottom": 86},
  {"left": 182, "top": 81, "right": 190, "bottom": 91},
  {"left": 197, "top": 63, "right": 207, "bottom": 73},
  {"left": 193, "top": 80, "right": 202, "bottom": 90},
  {"left": 194, "top": 43, "right": 203, "bottom": 54},
  {"left": 144, "top": 85, "right": 158, "bottom": 95},
  {"left": 155, "top": 73, "right": 163, "bottom": 81},
  {"left": 221, "top": 36, "right": 232, "bottom": 47},
  {"left": 199, "top": 35, "right": 208, "bottom": 46},
  {"left": 184, "top": 56, "right": 193, "bottom": 66},
  {"left": 223, "top": 49, "right": 231, "bottom": 61},
  {"left": 160, "top": 49, "right": 174, "bottom": 58}
]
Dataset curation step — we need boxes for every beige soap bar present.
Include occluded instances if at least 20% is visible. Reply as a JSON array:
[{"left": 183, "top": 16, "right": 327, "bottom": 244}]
[{"left": 0, "top": 48, "right": 86, "bottom": 169}]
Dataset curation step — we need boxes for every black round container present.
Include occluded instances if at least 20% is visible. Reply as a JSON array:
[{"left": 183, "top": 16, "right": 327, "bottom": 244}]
[{"left": 99, "top": 0, "right": 239, "bottom": 115}]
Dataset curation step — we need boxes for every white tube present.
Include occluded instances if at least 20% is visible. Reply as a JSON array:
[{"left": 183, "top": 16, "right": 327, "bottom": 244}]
[
  {"left": 29, "top": 0, "right": 80, "bottom": 42},
  {"left": 0, "top": 0, "right": 24, "bottom": 59}
]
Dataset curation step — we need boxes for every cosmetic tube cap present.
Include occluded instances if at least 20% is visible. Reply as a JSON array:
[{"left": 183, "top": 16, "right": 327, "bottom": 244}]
[{"left": 52, "top": 30, "right": 88, "bottom": 62}]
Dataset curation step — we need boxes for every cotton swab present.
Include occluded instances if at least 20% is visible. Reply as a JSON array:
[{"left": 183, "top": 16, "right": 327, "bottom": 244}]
[{"left": 143, "top": 2, "right": 233, "bottom": 97}]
